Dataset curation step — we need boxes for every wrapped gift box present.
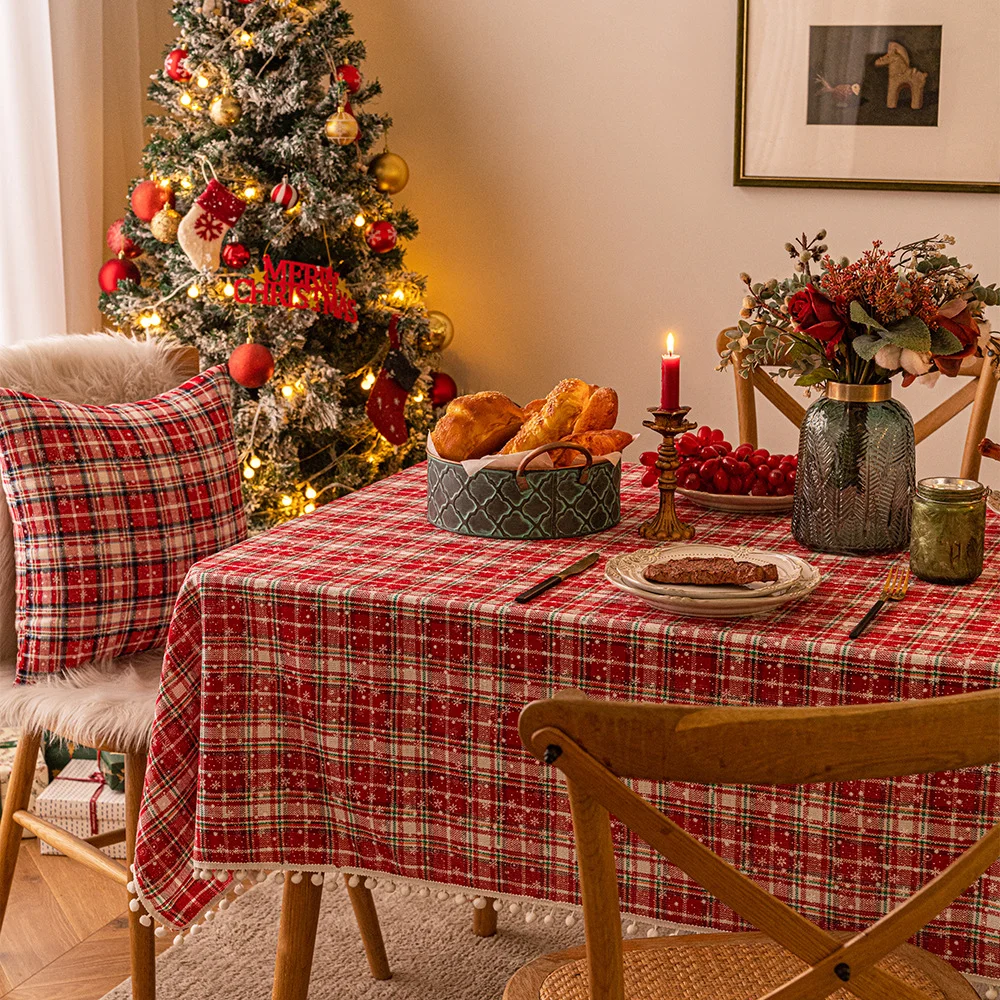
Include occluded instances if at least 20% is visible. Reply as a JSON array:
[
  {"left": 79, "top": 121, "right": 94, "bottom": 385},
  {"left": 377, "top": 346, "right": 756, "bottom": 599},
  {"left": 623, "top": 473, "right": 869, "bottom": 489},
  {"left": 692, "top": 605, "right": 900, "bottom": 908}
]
[
  {"left": 0, "top": 728, "right": 49, "bottom": 839},
  {"left": 36, "top": 758, "right": 126, "bottom": 858}
]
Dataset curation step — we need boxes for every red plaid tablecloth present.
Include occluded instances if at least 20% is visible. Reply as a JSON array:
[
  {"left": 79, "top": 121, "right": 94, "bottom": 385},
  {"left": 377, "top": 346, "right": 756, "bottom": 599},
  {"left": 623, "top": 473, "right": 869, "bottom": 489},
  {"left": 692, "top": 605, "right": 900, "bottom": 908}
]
[{"left": 134, "top": 464, "right": 1000, "bottom": 978}]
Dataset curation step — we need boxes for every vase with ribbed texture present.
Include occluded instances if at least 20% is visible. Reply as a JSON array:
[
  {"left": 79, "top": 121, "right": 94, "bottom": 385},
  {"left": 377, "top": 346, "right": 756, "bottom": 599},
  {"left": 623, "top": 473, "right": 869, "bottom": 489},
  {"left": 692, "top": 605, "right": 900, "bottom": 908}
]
[{"left": 791, "top": 383, "right": 915, "bottom": 554}]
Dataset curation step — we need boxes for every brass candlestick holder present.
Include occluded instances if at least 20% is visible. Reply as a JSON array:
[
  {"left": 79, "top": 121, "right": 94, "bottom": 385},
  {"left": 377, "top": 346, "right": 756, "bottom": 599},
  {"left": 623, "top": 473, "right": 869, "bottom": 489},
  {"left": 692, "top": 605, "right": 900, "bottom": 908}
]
[{"left": 638, "top": 406, "right": 697, "bottom": 542}]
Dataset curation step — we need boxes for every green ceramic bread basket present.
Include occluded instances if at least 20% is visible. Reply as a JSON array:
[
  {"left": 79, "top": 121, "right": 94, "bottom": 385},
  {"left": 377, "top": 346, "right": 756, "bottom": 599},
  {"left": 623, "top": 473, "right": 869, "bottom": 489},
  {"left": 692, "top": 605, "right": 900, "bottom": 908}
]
[{"left": 427, "top": 442, "right": 621, "bottom": 540}]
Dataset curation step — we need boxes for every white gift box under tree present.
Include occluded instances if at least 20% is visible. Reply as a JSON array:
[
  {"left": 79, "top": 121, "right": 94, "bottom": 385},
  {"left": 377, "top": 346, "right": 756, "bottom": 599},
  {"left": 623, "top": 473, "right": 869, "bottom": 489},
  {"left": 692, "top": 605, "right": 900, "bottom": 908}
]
[{"left": 35, "top": 757, "right": 125, "bottom": 859}]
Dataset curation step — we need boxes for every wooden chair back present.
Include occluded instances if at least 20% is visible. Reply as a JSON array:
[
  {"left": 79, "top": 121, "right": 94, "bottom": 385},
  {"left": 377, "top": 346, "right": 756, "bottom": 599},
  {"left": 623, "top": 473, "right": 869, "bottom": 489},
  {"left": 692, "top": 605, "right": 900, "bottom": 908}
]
[
  {"left": 717, "top": 328, "right": 999, "bottom": 481},
  {"left": 519, "top": 690, "right": 1000, "bottom": 1000}
]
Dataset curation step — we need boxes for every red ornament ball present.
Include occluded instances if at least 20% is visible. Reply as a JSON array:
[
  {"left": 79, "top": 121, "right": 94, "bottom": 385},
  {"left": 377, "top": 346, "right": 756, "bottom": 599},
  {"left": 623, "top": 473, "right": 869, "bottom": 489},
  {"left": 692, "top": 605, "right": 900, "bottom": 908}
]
[
  {"left": 131, "top": 180, "right": 174, "bottom": 223},
  {"left": 106, "top": 218, "right": 141, "bottom": 259},
  {"left": 228, "top": 342, "right": 275, "bottom": 389},
  {"left": 365, "top": 221, "right": 397, "bottom": 254},
  {"left": 222, "top": 242, "right": 251, "bottom": 269},
  {"left": 270, "top": 178, "right": 299, "bottom": 209},
  {"left": 98, "top": 258, "right": 140, "bottom": 293},
  {"left": 336, "top": 64, "right": 362, "bottom": 94},
  {"left": 430, "top": 371, "right": 458, "bottom": 407},
  {"left": 164, "top": 48, "right": 191, "bottom": 82}
]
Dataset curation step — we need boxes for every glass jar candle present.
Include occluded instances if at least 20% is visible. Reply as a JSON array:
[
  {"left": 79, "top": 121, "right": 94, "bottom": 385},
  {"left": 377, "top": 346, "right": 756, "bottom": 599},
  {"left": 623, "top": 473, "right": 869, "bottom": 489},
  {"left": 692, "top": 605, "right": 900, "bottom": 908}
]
[{"left": 910, "top": 478, "right": 986, "bottom": 585}]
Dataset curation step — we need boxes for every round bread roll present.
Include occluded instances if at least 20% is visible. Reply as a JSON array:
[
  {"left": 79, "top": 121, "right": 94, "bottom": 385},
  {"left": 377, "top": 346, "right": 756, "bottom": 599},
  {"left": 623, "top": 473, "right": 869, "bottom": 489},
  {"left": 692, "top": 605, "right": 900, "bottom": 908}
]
[
  {"left": 574, "top": 386, "right": 618, "bottom": 433},
  {"left": 431, "top": 392, "right": 524, "bottom": 461},
  {"left": 522, "top": 398, "right": 545, "bottom": 417},
  {"left": 500, "top": 378, "right": 592, "bottom": 455}
]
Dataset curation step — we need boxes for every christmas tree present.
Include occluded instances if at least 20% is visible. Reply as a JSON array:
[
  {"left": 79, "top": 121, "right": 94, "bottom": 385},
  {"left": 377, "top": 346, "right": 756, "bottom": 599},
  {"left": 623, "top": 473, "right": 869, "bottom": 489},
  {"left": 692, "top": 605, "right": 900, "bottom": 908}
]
[{"left": 100, "top": 0, "right": 456, "bottom": 528}]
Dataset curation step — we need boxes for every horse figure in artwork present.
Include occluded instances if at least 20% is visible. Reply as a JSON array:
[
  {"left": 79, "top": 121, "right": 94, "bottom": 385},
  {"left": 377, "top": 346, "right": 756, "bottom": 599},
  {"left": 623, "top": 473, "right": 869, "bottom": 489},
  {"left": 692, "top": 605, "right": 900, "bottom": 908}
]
[{"left": 875, "top": 41, "right": 928, "bottom": 110}]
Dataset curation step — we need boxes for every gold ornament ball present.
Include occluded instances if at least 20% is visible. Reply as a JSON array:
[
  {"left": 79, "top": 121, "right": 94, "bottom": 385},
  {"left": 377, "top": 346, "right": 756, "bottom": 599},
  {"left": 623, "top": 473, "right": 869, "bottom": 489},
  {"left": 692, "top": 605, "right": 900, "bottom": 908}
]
[
  {"left": 425, "top": 311, "right": 455, "bottom": 352},
  {"left": 325, "top": 109, "right": 359, "bottom": 146},
  {"left": 150, "top": 206, "right": 182, "bottom": 243},
  {"left": 368, "top": 152, "right": 409, "bottom": 194},
  {"left": 210, "top": 93, "right": 242, "bottom": 127}
]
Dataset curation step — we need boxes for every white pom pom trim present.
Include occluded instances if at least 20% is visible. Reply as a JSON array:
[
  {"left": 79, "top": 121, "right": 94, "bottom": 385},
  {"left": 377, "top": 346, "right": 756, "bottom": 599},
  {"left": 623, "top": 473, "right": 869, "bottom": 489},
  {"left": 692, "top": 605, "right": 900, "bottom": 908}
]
[
  {"left": 154, "top": 926, "right": 167, "bottom": 938},
  {"left": 311, "top": 873, "right": 324, "bottom": 886},
  {"left": 139, "top": 914, "right": 152, "bottom": 927},
  {"left": 128, "top": 899, "right": 141, "bottom": 912},
  {"left": 291, "top": 872, "right": 303, "bottom": 885}
]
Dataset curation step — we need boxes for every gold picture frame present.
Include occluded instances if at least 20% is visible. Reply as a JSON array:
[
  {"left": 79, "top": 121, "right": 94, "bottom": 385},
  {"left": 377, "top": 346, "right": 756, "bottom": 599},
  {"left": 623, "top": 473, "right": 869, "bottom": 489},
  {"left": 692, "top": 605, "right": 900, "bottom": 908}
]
[{"left": 733, "top": 0, "right": 1000, "bottom": 193}]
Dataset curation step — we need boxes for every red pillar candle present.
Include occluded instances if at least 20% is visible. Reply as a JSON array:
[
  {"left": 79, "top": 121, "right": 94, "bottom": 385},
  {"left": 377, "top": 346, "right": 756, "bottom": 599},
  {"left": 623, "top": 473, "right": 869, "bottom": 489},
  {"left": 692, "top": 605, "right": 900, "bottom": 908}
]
[{"left": 660, "top": 332, "right": 680, "bottom": 409}]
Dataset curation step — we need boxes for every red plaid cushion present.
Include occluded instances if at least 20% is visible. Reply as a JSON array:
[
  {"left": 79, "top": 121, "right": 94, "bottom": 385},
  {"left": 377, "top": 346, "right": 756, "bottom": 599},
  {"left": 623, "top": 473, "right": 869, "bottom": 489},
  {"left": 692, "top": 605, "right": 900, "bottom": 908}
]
[{"left": 0, "top": 365, "right": 247, "bottom": 682}]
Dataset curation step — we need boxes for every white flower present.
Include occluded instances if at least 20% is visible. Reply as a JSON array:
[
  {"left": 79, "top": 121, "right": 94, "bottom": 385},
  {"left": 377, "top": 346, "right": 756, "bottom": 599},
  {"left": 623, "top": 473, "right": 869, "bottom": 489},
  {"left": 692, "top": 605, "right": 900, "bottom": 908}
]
[
  {"left": 874, "top": 344, "right": 902, "bottom": 370},
  {"left": 900, "top": 349, "right": 933, "bottom": 376},
  {"left": 915, "top": 372, "right": 940, "bottom": 388}
]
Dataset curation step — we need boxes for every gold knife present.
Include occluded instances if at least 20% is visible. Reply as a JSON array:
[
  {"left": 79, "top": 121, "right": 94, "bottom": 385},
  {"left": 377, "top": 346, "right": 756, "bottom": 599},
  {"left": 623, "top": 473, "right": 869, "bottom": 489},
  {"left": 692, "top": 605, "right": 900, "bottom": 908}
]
[{"left": 514, "top": 552, "right": 601, "bottom": 604}]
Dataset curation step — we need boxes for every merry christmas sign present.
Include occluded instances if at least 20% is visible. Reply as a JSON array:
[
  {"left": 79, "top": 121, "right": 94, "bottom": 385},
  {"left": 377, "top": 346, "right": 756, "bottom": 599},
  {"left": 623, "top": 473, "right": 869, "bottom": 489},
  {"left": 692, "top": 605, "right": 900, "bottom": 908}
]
[{"left": 234, "top": 255, "right": 358, "bottom": 321}]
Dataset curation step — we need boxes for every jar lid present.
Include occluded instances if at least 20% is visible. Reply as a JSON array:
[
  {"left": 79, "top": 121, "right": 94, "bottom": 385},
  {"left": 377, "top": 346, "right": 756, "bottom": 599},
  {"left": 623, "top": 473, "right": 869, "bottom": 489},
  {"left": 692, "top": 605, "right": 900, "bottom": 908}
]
[{"left": 916, "top": 477, "right": 985, "bottom": 503}]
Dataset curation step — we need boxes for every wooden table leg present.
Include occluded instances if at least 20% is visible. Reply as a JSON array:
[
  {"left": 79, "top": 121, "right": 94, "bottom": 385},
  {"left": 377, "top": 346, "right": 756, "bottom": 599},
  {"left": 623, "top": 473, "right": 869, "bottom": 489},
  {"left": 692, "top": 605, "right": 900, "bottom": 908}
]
[
  {"left": 343, "top": 875, "right": 391, "bottom": 980},
  {"left": 472, "top": 898, "right": 498, "bottom": 937},
  {"left": 125, "top": 752, "right": 156, "bottom": 1000},
  {"left": 272, "top": 874, "right": 324, "bottom": 1000}
]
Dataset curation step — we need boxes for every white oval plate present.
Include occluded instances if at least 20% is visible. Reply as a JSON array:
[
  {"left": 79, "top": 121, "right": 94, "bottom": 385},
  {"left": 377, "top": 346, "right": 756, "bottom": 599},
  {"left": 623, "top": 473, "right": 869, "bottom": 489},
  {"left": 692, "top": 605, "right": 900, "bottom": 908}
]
[
  {"left": 605, "top": 561, "right": 821, "bottom": 618},
  {"left": 678, "top": 488, "right": 794, "bottom": 513},
  {"left": 611, "top": 545, "right": 803, "bottom": 600}
]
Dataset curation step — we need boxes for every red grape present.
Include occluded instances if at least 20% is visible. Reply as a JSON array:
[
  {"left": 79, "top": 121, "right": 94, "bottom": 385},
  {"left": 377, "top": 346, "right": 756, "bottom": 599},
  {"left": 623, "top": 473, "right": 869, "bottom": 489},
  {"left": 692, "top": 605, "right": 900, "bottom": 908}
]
[
  {"left": 678, "top": 461, "right": 695, "bottom": 479},
  {"left": 713, "top": 469, "right": 729, "bottom": 492},
  {"left": 767, "top": 455, "right": 783, "bottom": 469},
  {"left": 721, "top": 456, "right": 739, "bottom": 473},
  {"left": 775, "top": 485, "right": 792, "bottom": 496},
  {"left": 640, "top": 450, "right": 658, "bottom": 466},
  {"left": 682, "top": 474, "right": 702, "bottom": 490},
  {"left": 697, "top": 426, "right": 713, "bottom": 442},
  {"left": 642, "top": 469, "right": 658, "bottom": 487},
  {"left": 733, "top": 443, "right": 754, "bottom": 460},
  {"left": 786, "top": 469, "right": 796, "bottom": 486},
  {"left": 755, "top": 463, "right": 770, "bottom": 480},
  {"left": 676, "top": 434, "right": 699, "bottom": 456},
  {"left": 728, "top": 475, "right": 743, "bottom": 494},
  {"left": 767, "top": 469, "right": 785, "bottom": 487},
  {"left": 751, "top": 481, "right": 769, "bottom": 496},
  {"left": 700, "top": 458, "right": 721, "bottom": 478},
  {"left": 751, "top": 449, "right": 770, "bottom": 464},
  {"left": 698, "top": 445, "right": 724, "bottom": 459},
  {"left": 710, "top": 428, "right": 725, "bottom": 444},
  {"left": 716, "top": 440, "right": 733, "bottom": 454},
  {"left": 735, "top": 460, "right": 751, "bottom": 477}
]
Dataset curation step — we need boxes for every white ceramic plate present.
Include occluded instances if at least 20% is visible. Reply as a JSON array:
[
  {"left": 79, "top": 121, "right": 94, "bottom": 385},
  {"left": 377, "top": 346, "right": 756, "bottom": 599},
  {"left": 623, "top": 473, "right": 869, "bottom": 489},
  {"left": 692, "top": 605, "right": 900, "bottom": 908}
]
[
  {"left": 677, "top": 488, "right": 794, "bottom": 514},
  {"left": 611, "top": 545, "right": 802, "bottom": 600},
  {"left": 605, "top": 560, "right": 821, "bottom": 618}
]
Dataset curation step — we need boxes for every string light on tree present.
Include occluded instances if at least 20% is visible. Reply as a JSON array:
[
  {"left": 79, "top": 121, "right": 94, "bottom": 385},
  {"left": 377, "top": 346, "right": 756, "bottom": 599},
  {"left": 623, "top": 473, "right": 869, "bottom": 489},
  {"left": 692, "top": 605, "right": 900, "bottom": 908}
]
[{"left": 360, "top": 372, "right": 376, "bottom": 391}]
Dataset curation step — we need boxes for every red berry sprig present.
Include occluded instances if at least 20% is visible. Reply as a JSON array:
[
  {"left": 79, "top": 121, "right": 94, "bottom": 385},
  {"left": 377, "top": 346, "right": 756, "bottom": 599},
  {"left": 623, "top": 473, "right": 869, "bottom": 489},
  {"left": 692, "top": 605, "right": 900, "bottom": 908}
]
[{"left": 649, "top": 426, "right": 798, "bottom": 497}]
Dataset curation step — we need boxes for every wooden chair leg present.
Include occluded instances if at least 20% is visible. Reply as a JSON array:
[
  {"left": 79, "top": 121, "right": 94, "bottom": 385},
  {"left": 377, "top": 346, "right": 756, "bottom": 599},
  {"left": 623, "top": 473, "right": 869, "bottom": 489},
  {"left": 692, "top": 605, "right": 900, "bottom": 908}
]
[
  {"left": 472, "top": 898, "right": 498, "bottom": 937},
  {"left": 125, "top": 752, "right": 156, "bottom": 1000},
  {"left": 0, "top": 730, "right": 41, "bottom": 935},
  {"left": 343, "top": 874, "right": 391, "bottom": 980},
  {"left": 960, "top": 367, "right": 998, "bottom": 480},
  {"left": 272, "top": 873, "right": 324, "bottom": 1000}
]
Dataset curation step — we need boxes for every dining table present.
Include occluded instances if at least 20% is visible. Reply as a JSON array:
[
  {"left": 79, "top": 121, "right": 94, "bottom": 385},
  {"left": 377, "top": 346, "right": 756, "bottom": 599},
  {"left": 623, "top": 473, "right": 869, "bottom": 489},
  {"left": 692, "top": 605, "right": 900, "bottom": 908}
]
[{"left": 132, "top": 463, "right": 1000, "bottom": 992}]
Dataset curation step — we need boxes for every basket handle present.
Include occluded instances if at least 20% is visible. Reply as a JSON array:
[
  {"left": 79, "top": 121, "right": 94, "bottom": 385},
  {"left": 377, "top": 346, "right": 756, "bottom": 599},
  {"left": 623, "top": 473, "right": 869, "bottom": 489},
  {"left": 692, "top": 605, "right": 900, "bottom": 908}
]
[{"left": 515, "top": 442, "right": 594, "bottom": 491}]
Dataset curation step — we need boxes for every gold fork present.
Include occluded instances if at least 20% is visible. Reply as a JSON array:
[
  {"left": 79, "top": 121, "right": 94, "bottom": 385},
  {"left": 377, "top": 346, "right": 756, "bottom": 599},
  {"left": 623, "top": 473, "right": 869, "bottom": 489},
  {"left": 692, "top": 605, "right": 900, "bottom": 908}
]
[{"left": 849, "top": 564, "right": 910, "bottom": 639}]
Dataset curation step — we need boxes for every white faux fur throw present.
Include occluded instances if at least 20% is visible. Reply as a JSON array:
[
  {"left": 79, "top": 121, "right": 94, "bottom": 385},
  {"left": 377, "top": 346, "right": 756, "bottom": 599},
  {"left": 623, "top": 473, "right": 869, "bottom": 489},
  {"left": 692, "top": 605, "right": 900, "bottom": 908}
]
[
  {"left": 0, "top": 333, "right": 194, "bottom": 667},
  {"left": 0, "top": 651, "right": 163, "bottom": 752}
]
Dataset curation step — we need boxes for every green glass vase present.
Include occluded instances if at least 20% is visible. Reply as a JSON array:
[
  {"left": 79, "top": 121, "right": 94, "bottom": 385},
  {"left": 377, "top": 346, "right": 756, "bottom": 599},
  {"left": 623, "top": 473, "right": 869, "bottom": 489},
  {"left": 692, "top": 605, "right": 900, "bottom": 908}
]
[{"left": 791, "top": 382, "right": 915, "bottom": 554}]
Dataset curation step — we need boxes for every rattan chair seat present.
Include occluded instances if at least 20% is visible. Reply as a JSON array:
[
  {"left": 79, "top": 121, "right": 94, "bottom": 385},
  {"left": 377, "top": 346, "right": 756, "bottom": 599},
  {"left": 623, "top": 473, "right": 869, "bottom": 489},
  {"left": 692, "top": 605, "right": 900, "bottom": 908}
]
[{"left": 523, "top": 932, "right": 975, "bottom": 1000}]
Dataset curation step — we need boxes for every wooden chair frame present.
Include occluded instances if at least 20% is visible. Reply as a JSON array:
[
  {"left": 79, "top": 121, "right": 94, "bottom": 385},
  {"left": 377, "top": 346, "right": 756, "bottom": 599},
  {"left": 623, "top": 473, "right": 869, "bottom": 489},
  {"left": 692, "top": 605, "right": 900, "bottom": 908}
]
[
  {"left": 518, "top": 689, "right": 1000, "bottom": 1000},
  {"left": 717, "top": 329, "right": 999, "bottom": 481}
]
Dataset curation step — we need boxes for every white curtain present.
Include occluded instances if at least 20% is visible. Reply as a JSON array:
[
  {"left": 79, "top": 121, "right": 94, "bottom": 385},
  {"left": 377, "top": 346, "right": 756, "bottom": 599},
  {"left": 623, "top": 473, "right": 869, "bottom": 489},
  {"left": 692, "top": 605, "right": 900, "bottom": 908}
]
[{"left": 0, "top": 0, "right": 150, "bottom": 346}]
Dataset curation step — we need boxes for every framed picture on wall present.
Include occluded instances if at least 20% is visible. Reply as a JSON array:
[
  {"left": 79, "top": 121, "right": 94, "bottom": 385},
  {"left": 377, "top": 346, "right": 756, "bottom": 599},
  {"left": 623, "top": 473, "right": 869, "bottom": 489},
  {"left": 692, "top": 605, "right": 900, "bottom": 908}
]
[{"left": 734, "top": 0, "right": 1000, "bottom": 192}]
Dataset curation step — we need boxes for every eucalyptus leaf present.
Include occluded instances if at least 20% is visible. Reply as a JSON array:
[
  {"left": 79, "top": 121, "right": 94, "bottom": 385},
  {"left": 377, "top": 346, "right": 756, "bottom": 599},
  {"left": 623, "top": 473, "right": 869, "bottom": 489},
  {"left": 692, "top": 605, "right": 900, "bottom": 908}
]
[
  {"left": 929, "top": 325, "right": 963, "bottom": 355},
  {"left": 883, "top": 315, "right": 931, "bottom": 352},
  {"left": 795, "top": 369, "right": 834, "bottom": 387},
  {"left": 849, "top": 301, "right": 886, "bottom": 332},
  {"left": 851, "top": 333, "right": 885, "bottom": 361}
]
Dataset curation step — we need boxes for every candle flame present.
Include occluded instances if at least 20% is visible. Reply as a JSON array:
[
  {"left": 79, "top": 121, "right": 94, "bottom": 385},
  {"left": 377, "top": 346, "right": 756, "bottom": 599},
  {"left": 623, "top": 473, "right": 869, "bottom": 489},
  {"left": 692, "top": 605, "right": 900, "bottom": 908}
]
[{"left": 666, "top": 332, "right": 675, "bottom": 355}]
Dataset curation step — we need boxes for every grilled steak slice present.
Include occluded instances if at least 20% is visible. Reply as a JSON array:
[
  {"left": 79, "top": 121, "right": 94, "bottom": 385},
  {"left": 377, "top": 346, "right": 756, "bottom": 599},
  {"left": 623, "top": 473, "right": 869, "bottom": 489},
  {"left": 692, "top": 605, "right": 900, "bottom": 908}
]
[{"left": 643, "top": 556, "right": 778, "bottom": 586}]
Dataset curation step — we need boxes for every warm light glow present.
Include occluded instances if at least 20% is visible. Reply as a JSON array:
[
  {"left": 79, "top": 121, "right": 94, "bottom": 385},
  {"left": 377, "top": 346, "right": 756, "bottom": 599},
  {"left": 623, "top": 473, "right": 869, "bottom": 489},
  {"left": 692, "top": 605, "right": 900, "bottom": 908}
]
[
  {"left": 187, "top": 284, "right": 200, "bottom": 298},
  {"left": 243, "top": 466, "right": 255, "bottom": 480},
  {"left": 243, "top": 185, "right": 257, "bottom": 199},
  {"left": 180, "top": 177, "right": 192, "bottom": 189},
  {"left": 303, "top": 503, "right": 315, "bottom": 514},
  {"left": 151, "top": 312, "right": 161, "bottom": 325},
  {"left": 304, "top": 486, "right": 317, "bottom": 500},
  {"left": 179, "top": 92, "right": 192, "bottom": 107},
  {"left": 391, "top": 289, "right": 405, "bottom": 302},
  {"left": 413, "top": 392, "right": 424, "bottom": 403},
  {"left": 353, "top": 213, "right": 366, "bottom": 227},
  {"left": 139, "top": 314, "right": 152, "bottom": 329},
  {"left": 239, "top": 31, "right": 253, "bottom": 46},
  {"left": 158, "top": 178, "right": 172, "bottom": 189},
  {"left": 367, "top": 455, "right": 377, "bottom": 465},
  {"left": 196, "top": 75, "right": 210, "bottom": 89},
  {"left": 281, "top": 384, "right": 294, "bottom": 398},
  {"left": 360, "top": 372, "right": 376, "bottom": 391},
  {"left": 280, "top": 495, "right": 293, "bottom": 507},
  {"left": 223, "top": 282, "right": 235, "bottom": 297},
  {"left": 249, "top": 455, "right": 262, "bottom": 469},
  {"left": 665, "top": 332, "right": 675, "bottom": 356}
]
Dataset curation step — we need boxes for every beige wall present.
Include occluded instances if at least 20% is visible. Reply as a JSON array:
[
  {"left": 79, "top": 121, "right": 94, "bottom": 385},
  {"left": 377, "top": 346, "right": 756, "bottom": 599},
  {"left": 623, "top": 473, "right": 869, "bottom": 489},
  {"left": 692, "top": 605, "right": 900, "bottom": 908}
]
[{"left": 131, "top": 1, "right": 1000, "bottom": 485}]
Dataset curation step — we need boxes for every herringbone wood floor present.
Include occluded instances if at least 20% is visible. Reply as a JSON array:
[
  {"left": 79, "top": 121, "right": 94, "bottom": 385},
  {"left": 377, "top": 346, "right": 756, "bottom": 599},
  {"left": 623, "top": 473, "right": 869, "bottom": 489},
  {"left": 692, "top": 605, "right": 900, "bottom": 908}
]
[{"left": 0, "top": 839, "right": 171, "bottom": 999}]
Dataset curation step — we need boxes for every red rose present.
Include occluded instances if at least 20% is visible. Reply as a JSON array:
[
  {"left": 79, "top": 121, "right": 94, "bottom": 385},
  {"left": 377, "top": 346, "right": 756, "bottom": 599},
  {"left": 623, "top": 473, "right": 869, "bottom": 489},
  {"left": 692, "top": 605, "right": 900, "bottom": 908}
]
[
  {"left": 933, "top": 306, "right": 979, "bottom": 376},
  {"left": 788, "top": 285, "right": 849, "bottom": 346}
]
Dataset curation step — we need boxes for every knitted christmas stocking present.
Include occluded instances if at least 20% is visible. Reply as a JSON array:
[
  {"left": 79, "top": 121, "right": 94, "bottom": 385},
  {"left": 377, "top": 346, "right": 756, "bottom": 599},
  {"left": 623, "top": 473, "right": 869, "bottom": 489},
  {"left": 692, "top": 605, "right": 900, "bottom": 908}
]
[{"left": 177, "top": 179, "right": 246, "bottom": 271}]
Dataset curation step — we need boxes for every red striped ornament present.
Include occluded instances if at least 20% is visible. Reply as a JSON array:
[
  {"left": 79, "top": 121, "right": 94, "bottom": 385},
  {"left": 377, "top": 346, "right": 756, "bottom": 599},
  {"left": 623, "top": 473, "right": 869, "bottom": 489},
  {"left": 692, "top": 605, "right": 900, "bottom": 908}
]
[{"left": 269, "top": 178, "right": 299, "bottom": 209}]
